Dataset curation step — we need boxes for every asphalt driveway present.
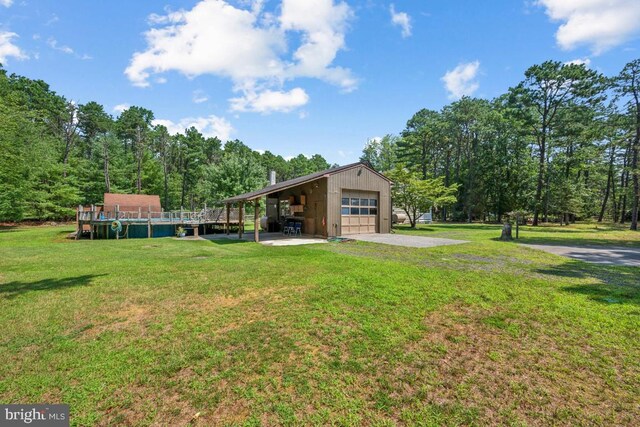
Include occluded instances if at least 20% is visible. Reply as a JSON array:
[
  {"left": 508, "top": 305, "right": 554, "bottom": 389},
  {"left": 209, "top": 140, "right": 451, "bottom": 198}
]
[
  {"left": 521, "top": 244, "right": 640, "bottom": 267},
  {"left": 349, "top": 233, "right": 468, "bottom": 248}
]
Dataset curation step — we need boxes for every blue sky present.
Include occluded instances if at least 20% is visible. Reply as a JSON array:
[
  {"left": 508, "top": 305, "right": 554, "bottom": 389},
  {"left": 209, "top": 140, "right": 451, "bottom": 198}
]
[{"left": 1, "top": 0, "right": 639, "bottom": 164}]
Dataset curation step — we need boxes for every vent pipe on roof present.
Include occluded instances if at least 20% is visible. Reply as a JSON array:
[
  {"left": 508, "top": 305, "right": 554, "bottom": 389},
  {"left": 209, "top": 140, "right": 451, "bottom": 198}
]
[{"left": 269, "top": 170, "right": 276, "bottom": 185}]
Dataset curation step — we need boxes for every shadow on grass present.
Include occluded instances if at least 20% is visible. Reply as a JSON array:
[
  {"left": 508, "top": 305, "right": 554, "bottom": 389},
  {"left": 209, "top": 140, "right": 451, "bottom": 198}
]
[
  {"left": 203, "top": 237, "right": 251, "bottom": 245},
  {"left": 0, "top": 226, "right": 20, "bottom": 233},
  {"left": 537, "top": 260, "right": 640, "bottom": 306},
  {"left": 562, "top": 284, "right": 640, "bottom": 306},
  {"left": 393, "top": 226, "right": 437, "bottom": 233},
  {"left": 517, "top": 227, "right": 591, "bottom": 234},
  {"left": 519, "top": 237, "right": 640, "bottom": 247},
  {"left": 490, "top": 237, "right": 522, "bottom": 243},
  {"left": 0, "top": 274, "right": 106, "bottom": 300},
  {"left": 394, "top": 224, "right": 501, "bottom": 233}
]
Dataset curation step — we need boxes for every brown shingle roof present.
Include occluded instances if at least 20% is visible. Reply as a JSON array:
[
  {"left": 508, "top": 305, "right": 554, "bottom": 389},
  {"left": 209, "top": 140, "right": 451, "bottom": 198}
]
[{"left": 103, "top": 193, "right": 162, "bottom": 211}]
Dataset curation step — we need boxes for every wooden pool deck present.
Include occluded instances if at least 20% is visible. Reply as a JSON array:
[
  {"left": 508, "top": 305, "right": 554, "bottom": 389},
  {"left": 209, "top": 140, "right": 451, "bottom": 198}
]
[{"left": 76, "top": 205, "right": 242, "bottom": 239}]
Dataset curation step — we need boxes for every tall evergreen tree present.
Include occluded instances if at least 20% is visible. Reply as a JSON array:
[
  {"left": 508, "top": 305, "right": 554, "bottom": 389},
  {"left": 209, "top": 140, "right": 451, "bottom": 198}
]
[
  {"left": 509, "top": 61, "right": 605, "bottom": 225},
  {"left": 616, "top": 59, "right": 640, "bottom": 230}
]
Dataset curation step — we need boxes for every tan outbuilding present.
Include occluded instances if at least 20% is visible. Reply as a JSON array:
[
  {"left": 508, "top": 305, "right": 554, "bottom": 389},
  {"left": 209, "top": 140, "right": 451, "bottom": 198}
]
[{"left": 222, "top": 162, "right": 392, "bottom": 241}]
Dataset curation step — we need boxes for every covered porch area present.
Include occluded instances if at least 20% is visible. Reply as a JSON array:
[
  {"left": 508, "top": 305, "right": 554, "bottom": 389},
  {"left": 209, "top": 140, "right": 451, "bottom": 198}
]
[{"left": 222, "top": 176, "right": 329, "bottom": 243}]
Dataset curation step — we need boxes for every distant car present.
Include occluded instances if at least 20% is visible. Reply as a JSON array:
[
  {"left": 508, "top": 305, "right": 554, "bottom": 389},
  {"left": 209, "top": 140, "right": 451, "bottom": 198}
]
[{"left": 417, "top": 212, "right": 432, "bottom": 224}]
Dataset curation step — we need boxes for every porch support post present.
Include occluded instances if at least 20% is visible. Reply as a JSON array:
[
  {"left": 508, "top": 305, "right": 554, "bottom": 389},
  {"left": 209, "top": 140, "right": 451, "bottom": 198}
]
[
  {"left": 115, "top": 204, "right": 120, "bottom": 240},
  {"left": 238, "top": 201, "right": 244, "bottom": 239},
  {"left": 147, "top": 206, "right": 152, "bottom": 238},
  {"left": 76, "top": 205, "right": 83, "bottom": 240},
  {"left": 254, "top": 198, "right": 260, "bottom": 243},
  {"left": 90, "top": 205, "right": 95, "bottom": 240}
]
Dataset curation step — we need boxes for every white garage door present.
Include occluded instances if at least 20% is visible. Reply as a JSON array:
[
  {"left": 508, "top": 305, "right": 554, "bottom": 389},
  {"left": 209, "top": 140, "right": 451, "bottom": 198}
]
[{"left": 340, "top": 190, "right": 378, "bottom": 235}]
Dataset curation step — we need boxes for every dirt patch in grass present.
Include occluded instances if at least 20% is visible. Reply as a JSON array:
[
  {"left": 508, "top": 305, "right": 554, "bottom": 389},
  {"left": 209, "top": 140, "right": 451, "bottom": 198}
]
[
  {"left": 453, "top": 253, "right": 535, "bottom": 265},
  {"left": 384, "top": 303, "right": 639, "bottom": 425},
  {"left": 80, "top": 304, "right": 153, "bottom": 338},
  {"left": 101, "top": 383, "right": 202, "bottom": 427},
  {"left": 78, "top": 286, "right": 307, "bottom": 341},
  {"left": 0, "top": 221, "right": 74, "bottom": 227},
  {"left": 193, "top": 390, "right": 253, "bottom": 426},
  {"left": 190, "top": 286, "right": 305, "bottom": 313}
]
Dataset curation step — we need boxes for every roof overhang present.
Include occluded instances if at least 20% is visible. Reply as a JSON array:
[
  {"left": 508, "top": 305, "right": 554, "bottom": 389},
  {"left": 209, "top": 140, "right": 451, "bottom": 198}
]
[
  {"left": 222, "top": 174, "right": 331, "bottom": 204},
  {"left": 222, "top": 162, "right": 392, "bottom": 204}
]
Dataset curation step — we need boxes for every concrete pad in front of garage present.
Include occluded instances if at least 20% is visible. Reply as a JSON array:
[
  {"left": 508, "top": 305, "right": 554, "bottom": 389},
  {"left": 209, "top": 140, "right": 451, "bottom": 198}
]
[
  {"left": 349, "top": 233, "right": 468, "bottom": 248},
  {"left": 521, "top": 244, "right": 640, "bottom": 267},
  {"left": 203, "top": 233, "right": 327, "bottom": 246}
]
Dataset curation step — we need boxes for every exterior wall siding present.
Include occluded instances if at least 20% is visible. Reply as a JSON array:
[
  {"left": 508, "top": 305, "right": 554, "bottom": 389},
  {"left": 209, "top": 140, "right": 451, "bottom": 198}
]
[
  {"left": 270, "top": 178, "right": 328, "bottom": 237},
  {"left": 327, "top": 166, "right": 391, "bottom": 237}
]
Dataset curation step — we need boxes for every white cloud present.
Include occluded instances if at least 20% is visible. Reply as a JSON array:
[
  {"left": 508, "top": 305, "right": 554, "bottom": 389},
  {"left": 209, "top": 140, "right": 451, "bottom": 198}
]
[
  {"left": 153, "top": 115, "right": 234, "bottom": 141},
  {"left": 46, "top": 37, "right": 93, "bottom": 60},
  {"left": 229, "top": 87, "right": 309, "bottom": 113},
  {"left": 113, "top": 104, "right": 129, "bottom": 114},
  {"left": 147, "top": 11, "right": 179, "bottom": 25},
  {"left": 390, "top": 4, "right": 412, "bottom": 38},
  {"left": 441, "top": 61, "right": 480, "bottom": 100},
  {"left": 126, "top": 1, "right": 284, "bottom": 87},
  {"left": 46, "top": 14, "right": 60, "bottom": 26},
  {"left": 279, "top": 0, "right": 356, "bottom": 89},
  {"left": 125, "top": 0, "right": 355, "bottom": 113},
  {"left": 192, "top": 89, "right": 208, "bottom": 104},
  {"left": 338, "top": 149, "right": 354, "bottom": 158},
  {"left": 284, "top": 154, "right": 310, "bottom": 161},
  {"left": 47, "top": 37, "right": 74, "bottom": 54},
  {"left": 0, "top": 0, "right": 13, "bottom": 7},
  {"left": 537, "top": 0, "right": 640, "bottom": 54},
  {"left": 0, "top": 32, "right": 27, "bottom": 63},
  {"left": 565, "top": 57, "right": 591, "bottom": 67}
]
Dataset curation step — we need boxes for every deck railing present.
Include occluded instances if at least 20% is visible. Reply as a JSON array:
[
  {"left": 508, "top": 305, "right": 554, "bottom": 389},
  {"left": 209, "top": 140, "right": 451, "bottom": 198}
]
[{"left": 78, "top": 207, "right": 239, "bottom": 223}]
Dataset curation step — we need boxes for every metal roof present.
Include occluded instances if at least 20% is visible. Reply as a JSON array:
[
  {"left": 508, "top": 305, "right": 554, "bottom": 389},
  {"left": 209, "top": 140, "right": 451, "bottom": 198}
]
[{"left": 222, "top": 162, "right": 391, "bottom": 204}]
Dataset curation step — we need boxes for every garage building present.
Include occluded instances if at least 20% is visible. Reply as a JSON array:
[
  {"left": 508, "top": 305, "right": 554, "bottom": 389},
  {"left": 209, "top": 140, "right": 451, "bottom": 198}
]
[{"left": 222, "top": 162, "right": 392, "bottom": 241}]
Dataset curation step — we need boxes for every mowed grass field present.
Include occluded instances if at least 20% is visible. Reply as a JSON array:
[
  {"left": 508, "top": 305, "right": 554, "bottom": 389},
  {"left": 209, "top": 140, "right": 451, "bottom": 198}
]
[{"left": 0, "top": 223, "right": 639, "bottom": 426}]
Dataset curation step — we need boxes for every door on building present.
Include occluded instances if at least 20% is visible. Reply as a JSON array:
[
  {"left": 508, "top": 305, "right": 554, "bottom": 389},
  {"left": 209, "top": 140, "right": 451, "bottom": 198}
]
[
  {"left": 340, "top": 190, "right": 378, "bottom": 235},
  {"left": 314, "top": 199, "right": 327, "bottom": 237}
]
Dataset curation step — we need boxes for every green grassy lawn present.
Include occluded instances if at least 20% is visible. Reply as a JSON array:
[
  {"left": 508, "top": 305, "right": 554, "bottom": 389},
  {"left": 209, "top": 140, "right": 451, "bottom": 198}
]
[
  {"left": 394, "top": 221, "right": 640, "bottom": 246},
  {"left": 1, "top": 224, "right": 639, "bottom": 426}
]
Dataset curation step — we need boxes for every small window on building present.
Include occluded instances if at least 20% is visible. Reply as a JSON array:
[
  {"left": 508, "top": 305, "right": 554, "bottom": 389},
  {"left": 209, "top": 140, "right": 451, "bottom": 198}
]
[
  {"left": 341, "top": 207, "right": 349, "bottom": 215},
  {"left": 341, "top": 198, "right": 349, "bottom": 206},
  {"left": 351, "top": 198, "right": 360, "bottom": 206},
  {"left": 370, "top": 208, "right": 377, "bottom": 215},
  {"left": 360, "top": 208, "right": 369, "bottom": 215},
  {"left": 370, "top": 199, "right": 377, "bottom": 207},
  {"left": 350, "top": 207, "right": 359, "bottom": 215},
  {"left": 360, "top": 198, "right": 369, "bottom": 206}
]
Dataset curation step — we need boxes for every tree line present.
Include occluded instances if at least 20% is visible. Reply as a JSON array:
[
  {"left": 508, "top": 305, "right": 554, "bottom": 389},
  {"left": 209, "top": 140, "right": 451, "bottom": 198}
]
[
  {"left": 0, "top": 66, "right": 332, "bottom": 221},
  {"left": 361, "top": 59, "right": 640, "bottom": 230}
]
